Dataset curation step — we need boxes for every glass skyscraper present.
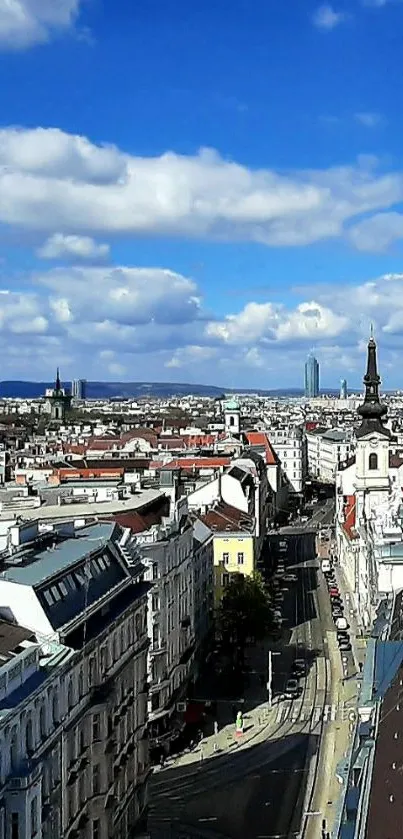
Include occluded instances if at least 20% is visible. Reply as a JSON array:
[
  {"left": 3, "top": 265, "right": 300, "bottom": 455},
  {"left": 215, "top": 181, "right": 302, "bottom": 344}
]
[{"left": 304, "top": 354, "right": 319, "bottom": 398}]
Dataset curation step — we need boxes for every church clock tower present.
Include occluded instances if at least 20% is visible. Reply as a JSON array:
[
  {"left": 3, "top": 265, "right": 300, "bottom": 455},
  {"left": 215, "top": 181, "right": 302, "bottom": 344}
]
[{"left": 355, "top": 335, "right": 390, "bottom": 517}]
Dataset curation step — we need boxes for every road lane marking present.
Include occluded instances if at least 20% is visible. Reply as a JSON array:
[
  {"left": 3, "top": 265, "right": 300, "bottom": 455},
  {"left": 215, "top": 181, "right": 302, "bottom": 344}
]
[
  {"left": 276, "top": 705, "right": 284, "bottom": 723},
  {"left": 331, "top": 704, "right": 337, "bottom": 721}
]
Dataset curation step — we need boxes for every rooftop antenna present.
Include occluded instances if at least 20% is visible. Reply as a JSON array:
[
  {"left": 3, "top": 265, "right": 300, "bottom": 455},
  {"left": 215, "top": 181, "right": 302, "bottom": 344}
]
[{"left": 370, "top": 322, "right": 374, "bottom": 339}]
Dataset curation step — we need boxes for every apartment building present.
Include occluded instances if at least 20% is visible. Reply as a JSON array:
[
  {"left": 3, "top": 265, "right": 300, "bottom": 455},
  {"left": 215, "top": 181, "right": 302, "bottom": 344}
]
[
  {"left": 0, "top": 521, "right": 150, "bottom": 839},
  {"left": 263, "top": 425, "right": 306, "bottom": 494},
  {"left": 306, "top": 427, "right": 353, "bottom": 483}
]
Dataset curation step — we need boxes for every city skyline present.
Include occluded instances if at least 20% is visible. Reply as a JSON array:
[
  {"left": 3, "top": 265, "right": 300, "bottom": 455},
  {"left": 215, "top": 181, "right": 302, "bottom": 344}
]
[{"left": 2, "top": 2, "right": 403, "bottom": 387}]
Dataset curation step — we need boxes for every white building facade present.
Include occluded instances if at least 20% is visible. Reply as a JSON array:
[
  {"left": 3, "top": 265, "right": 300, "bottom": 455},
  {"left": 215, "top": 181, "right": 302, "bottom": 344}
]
[
  {"left": 336, "top": 337, "right": 403, "bottom": 629},
  {"left": 0, "top": 521, "right": 150, "bottom": 839},
  {"left": 307, "top": 428, "right": 354, "bottom": 483}
]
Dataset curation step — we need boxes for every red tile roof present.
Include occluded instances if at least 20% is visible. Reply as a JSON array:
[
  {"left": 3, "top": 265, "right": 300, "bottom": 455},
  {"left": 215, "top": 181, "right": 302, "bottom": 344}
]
[
  {"left": 245, "top": 431, "right": 277, "bottom": 465},
  {"left": 109, "top": 495, "right": 170, "bottom": 534},
  {"left": 366, "top": 659, "right": 403, "bottom": 839},
  {"left": 181, "top": 434, "right": 217, "bottom": 448},
  {"left": 161, "top": 457, "right": 230, "bottom": 470},
  {"left": 201, "top": 500, "right": 254, "bottom": 533},
  {"left": 158, "top": 437, "right": 187, "bottom": 450}
]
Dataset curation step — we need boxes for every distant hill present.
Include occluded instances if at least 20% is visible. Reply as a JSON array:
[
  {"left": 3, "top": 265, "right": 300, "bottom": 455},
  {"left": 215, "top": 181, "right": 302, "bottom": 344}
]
[{"left": 0, "top": 381, "right": 340, "bottom": 399}]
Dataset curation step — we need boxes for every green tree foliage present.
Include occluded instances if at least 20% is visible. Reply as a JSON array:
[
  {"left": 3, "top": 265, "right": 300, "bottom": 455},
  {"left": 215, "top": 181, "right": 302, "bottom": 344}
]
[{"left": 219, "top": 572, "right": 272, "bottom": 649}]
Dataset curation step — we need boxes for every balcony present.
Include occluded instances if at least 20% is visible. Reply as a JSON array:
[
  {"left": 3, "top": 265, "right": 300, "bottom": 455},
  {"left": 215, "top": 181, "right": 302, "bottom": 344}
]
[
  {"left": 150, "top": 642, "right": 166, "bottom": 657},
  {"left": 90, "top": 677, "right": 114, "bottom": 706},
  {"left": 7, "top": 759, "right": 41, "bottom": 790}
]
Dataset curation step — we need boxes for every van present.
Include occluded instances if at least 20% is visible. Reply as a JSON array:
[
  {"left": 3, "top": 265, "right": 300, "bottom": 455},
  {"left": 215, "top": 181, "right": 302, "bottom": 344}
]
[{"left": 335, "top": 616, "right": 349, "bottom": 630}]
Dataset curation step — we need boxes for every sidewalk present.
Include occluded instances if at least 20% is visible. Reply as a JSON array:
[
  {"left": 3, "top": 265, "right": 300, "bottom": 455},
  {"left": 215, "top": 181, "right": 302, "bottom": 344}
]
[
  {"left": 154, "top": 638, "right": 281, "bottom": 773},
  {"left": 305, "top": 543, "right": 366, "bottom": 838}
]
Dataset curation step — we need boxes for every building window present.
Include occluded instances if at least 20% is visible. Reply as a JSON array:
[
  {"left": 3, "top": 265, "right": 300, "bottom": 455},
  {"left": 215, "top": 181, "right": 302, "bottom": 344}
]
[
  {"left": 222, "top": 573, "right": 230, "bottom": 587},
  {"left": 369, "top": 453, "right": 378, "bottom": 470},
  {"left": 152, "top": 563, "right": 158, "bottom": 580},
  {"left": 92, "top": 820, "right": 100, "bottom": 839},
  {"left": 92, "top": 714, "right": 101, "bottom": 741},
  {"left": 30, "top": 797, "right": 38, "bottom": 837},
  {"left": 92, "top": 763, "right": 100, "bottom": 795},
  {"left": 152, "top": 593, "right": 160, "bottom": 611},
  {"left": 222, "top": 552, "right": 229, "bottom": 564},
  {"left": 25, "top": 717, "right": 34, "bottom": 754},
  {"left": 152, "top": 624, "right": 159, "bottom": 647},
  {"left": 237, "top": 552, "right": 244, "bottom": 565},
  {"left": 40, "top": 704, "right": 47, "bottom": 737},
  {"left": 89, "top": 657, "right": 96, "bottom": 686},
  {"left": 11, "top": 813, "right": 19, "bottom": 839}
]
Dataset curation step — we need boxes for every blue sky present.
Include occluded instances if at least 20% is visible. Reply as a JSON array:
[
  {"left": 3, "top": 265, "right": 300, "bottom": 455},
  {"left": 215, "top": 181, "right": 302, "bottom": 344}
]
[{"left": 1, "top": 0, "right": 403, "bottom": 389}]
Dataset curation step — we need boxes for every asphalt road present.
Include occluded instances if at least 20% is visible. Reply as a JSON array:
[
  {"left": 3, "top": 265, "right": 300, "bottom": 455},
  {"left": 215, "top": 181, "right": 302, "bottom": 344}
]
[{"left": 148, "top": 529, "right": 331, "bottom": 839}]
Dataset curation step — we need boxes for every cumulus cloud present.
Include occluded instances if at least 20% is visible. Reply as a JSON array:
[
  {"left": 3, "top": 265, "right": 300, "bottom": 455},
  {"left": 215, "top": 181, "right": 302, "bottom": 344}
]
[
  {"left": 0, "top": 0, "right": 82, "bottom": 50},
  {"left": 312, "top": 4, "right": 347, "bottom": 29},
  {"left": 37, "top": 233, "right": 110, "bottom": 261},
  {"left": 206, "top": 301, "right": 348, "bottom": 345},
  {"left": 1, "top": 266, "right": 403, "bottom": 385},
  {"left": 166, "top": 345, "right": 218, "bottom": 368},
  {"left": 1, "top": 126, "right": 403, "bottom": 251}
]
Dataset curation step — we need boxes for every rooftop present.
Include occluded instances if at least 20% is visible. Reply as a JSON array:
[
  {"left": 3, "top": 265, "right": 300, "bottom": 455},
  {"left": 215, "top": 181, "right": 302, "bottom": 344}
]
[
  {"left": 0, "top": 620, "right": 36, "bottom": 662},
  {"left": 0, "top": 487, "right": 164, "bottom": 522},
  {"left": 0, "top": 522, "right": 116, "bottom": 587}
]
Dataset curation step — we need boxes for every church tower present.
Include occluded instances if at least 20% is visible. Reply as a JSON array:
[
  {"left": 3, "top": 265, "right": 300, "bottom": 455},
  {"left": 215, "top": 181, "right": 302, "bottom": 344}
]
[
  {"left": 355, "top": 335, "right": 390, "bottom": 516},
  {"left": 45, "top": 369, "right": 72, "bottom": 421}
]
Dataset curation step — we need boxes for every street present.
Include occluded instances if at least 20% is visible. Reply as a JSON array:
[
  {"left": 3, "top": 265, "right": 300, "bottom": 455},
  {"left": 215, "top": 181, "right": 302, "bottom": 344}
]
[{"left": 148, "top": 510, "right": 335, "bottom": 839}]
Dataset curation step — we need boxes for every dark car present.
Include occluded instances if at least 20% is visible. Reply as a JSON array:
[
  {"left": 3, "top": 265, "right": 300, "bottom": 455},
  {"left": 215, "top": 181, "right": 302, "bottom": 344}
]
[
  {"left": 339, "top": 641, "right": 352, "bottom": 651},
  {"left": 292, "top": 658, "right": 307, "bottom": 677},
  {"left": 337, "top": 630, "right": 349, "bottom": 640},
  {"left": 284, "top": 678, "right": 303, "bottom": 699}
]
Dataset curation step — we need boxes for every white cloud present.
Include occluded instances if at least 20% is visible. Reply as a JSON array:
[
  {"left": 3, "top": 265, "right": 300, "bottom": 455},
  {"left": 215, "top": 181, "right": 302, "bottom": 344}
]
[
  {"left": 37, "top": 233, "right": 110, "bottom": 261},
  {"left": 355, "top": 112, "right": 382, "bottom": 128},
  {"left": 166, "top": 345, "right": 218, "bottom": 368},
  {"left": 206, "top": 300, "right": 348, "bottom": 346},
  {"left": 0, "top": 126, "right": 403, "bottom": 251},
  {"left": 2, "top": 267, "right": 403, "bottom": 385},
  {"left": 312, "top": 4, "right": 347, "bottom": 29},
  {"left": 348, "top": 212, "right": 403, "bottom": 251},
  {"left": 0, "top": 0, "right": 82, "bottom": 50}
]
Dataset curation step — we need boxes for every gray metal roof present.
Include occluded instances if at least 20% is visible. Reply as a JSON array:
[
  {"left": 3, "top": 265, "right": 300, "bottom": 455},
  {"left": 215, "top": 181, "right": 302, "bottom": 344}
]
[{"left": 0, "top": 522, "right": 116, "bottom": 587}]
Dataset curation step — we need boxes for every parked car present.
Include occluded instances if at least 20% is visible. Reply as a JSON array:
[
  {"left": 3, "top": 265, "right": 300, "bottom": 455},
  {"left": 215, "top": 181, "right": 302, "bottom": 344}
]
[
  {"left": 284, "top": 678, "right": 302, "bottom": 699},
  {"left": 338, "top": 634, "right": 350, "bottom": 645},
  {"left": 332, "top": 602, "right": 344, "bottom": 612},
  {"left": 283, "top": 573, "right": 298, "bottom": 583},
  {"left": 335, "top": 617, "right": 349, "bottom": 630},
  {"left": 339, "top": 641, "right": 352, "bottom": 651},
  {"left": 329, "top": 588, "right": 340, "bottom": 597},
  {"left": 337, "top": 630, "right": 349, "bottom": 640},
  {"left": 293, "top": 658, "right": 307, "bottom": 675}
]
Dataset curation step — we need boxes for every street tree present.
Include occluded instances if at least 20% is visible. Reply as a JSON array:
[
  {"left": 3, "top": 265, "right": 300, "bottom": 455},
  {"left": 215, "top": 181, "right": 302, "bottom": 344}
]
[{"left": 219, "top": 572, "right": 272, "bottom": 654}]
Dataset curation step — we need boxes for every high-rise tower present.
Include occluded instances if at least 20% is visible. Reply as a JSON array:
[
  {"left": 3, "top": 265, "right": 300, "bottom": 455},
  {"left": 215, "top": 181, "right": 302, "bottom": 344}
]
[{"left": 304, "top": 354, "right": 319, "bottom": 398}]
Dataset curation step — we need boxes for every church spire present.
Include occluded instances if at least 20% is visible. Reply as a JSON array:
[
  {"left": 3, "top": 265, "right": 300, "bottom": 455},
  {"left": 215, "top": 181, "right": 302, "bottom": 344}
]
[
  {"left": 55, "top": 367, "right": 61, "bottom": 392},
  {"left": 356, "top": 334, "right": 389, "bottom": 438}
]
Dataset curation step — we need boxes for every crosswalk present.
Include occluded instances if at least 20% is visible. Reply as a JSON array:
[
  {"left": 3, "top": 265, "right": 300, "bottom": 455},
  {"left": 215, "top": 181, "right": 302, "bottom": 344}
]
[{"left": 274, "top": 701, "right": 348, "bottom": 725}]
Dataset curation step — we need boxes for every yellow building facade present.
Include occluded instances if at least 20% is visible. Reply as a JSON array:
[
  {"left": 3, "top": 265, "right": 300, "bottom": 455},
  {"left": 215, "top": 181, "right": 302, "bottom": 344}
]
[{"left": 213, "top": 532, "right": 255, "bottom": 605}]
